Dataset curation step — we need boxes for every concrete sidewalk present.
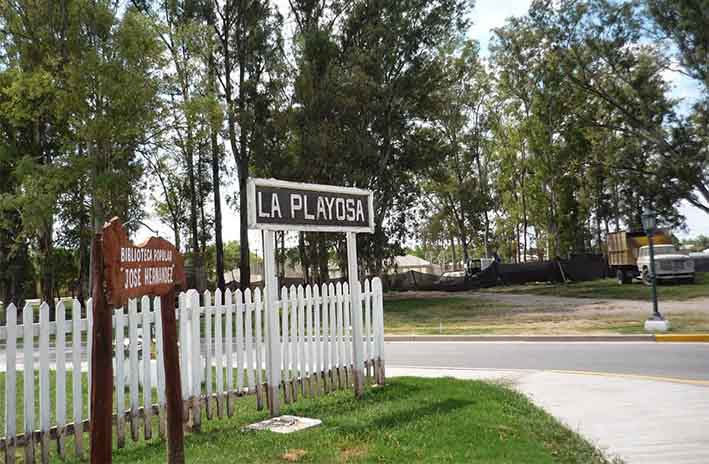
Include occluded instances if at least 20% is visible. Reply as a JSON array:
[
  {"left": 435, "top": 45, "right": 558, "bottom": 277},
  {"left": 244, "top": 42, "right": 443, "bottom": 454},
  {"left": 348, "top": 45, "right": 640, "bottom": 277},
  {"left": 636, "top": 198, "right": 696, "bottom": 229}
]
[{"left": 388, "top": 366, "right": 709, "bottom": 464}]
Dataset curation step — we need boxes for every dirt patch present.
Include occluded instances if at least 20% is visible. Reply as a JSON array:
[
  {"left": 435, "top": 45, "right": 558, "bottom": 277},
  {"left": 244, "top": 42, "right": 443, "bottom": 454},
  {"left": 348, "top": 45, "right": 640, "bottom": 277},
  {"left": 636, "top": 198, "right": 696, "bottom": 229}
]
[
  {"left": 471, "top": 292, "right": 709, "bottom": 316},
  {"left": 339, "top": 446, "right": 368, "bottom": 462},
  {"left": 281, "top": 449, "right": 307, "bottom": 462}
]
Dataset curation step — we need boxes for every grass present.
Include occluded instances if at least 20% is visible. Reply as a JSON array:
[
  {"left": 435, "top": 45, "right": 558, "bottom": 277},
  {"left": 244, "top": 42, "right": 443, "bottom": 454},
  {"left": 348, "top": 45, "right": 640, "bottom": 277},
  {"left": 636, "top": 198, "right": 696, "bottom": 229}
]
[
  {"left": 484, "top": 272, "right": 709, "bottom": 301},
  {"left": 42, "top": 377, "right": 614, "bottom": 463},
  {"left": 383, "top": 296, "right": 514, "bottom": 335}
]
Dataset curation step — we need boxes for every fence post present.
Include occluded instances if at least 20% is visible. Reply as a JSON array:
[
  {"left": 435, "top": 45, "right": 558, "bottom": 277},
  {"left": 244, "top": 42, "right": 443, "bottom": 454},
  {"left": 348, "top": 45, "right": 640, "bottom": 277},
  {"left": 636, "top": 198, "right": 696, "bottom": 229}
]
[
  {"left": 160, "top": 288, "right": 185, "bottom": 464},
  {"left": 263, "top": 230, "right": 281, "bottom": 416},
  {"left": 346, "top": 232, "right": 365, "bottom": 398}
]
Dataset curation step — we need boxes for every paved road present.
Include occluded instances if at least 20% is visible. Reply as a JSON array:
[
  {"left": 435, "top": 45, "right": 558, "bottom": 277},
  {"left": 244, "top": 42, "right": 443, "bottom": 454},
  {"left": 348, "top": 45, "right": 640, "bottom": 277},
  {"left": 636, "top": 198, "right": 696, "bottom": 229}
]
[{"left": 386, "top": 341, "right": 709, "bottom": 381}]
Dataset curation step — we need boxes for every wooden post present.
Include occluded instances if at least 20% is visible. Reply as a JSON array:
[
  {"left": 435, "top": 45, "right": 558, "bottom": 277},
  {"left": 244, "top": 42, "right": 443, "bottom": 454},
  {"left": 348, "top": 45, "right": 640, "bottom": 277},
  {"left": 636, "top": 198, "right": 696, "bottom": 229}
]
[
  {"left": 263, "top": 230, "right": 281, "bottom": 416},
  {"left": 90, "top": 233, "right": 113, "bottom": 464},
  {"left": 160, "top": 288, "right": 185, "bottom": 464},
  {"left": 346, "top": 232, "right": 365, "bottom": 398}
]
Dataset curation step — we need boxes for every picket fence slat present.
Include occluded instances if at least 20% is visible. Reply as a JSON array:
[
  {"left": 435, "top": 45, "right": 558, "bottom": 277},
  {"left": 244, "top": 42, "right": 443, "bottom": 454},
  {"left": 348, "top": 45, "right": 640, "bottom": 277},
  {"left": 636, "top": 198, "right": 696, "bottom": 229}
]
[
  {"left": 364, "top": 279, "right": 372, "bottom": 378},
  {"left": 343, "top": 283, "right": 352, "bottom": 379},
  {"left": 204, "top": 291, "right": 213, "bottom": 419},
  {"left": 189, "top": 290, "right": 201, "bottom": 430},
  {"left": 179, "top": 293, "right": 189, "bottom": 401},
  {"left": 225, "top": 289, "right": 235, "bottom": 415},
  {"left": 280, "top": 287, "right": 290, "bottom": 403},
  {"left": 235, "top": 290, "right": 244, "bottom": 393},
  {"left": 305, "top": 285, "right": 318, "bottom": 397},
  {"left": 329, "top": 283, "right": 338, "bottom": 389},
  {"left": 154, "top": 297, "right": 167, "bottom": 439},
  {"left": 5, "top": 304, "right": 17, "bottom": 463},
  {"left": 23, "top": 303, "right": 35, "bottom": 463},
  {"left": 289, "top": 285, "right": 298, "bottom": 401},
  {"left": 115, "top": 307, "right": 126, "bottom": 448},
  {"left": 128, "top": 298, "right": 140, "bottom": 441},
  {"left": 71, "top": 299, "right": 83, "bottom": 458},
  {"left": 39, "top": 302, "right": 50, "bottom": 463},
  {"left": 373, "top": 278, "right": 385, "bottom": 382},
  {"left": 304, "top": 286, "right": 314, "bottom": 396},
  {"left": 87, "top": 299, "right": 93, "bottom": 424},
  {"left": 55, "top": 302, "right": 66, "bottom": 456},
  {"left": 141, "top": 296, "right": 153, "bottom": 440},
  {"left": 297, "top": 286, "right": 306, "bottom": 397},
  {"left": 335, "top": 283, "right": 343, "bottom": 387},
  {"left": 320, "top": 284, "right": 330, "bottom": 392},
  {"left": 312, "top": 285, "right": 320, "bottom": 395},
  {"left": 254, "top": 288, "right": 264, "bottom": 409},
  {"left": 338, "top": 283, "right": 346, "bottom": 387}
]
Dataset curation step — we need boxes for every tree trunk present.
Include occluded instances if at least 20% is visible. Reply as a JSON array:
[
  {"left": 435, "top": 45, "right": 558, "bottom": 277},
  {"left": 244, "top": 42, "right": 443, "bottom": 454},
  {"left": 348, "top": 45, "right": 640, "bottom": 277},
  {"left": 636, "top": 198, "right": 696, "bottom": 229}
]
[
  {"left": 186, "top": 150, "right": 203, "bottom": 290},
  {"left": 238, "top": 164, "right": 251, "bottom": 290},
  {"left": 317, "top": 237, "right": 329, "bottom": 283},
  {"left": 206, "top": 0, "right": 225, "bottom": 292},
  {"left": 78, "top": 222, "right": 89, "bottom": 305},
  {"left": 172, "top": 217, "right": 181, "bottom": 252},
  {"left": 449, "top": 232, "right": 457, "bottom": 271},
  {"left": 38, "top": 219, "right": 54, "bottom": 314},
  {"left": 299, "top": 232, "right": 310, "bottom": 284},
  {"left": 459, "top": 234, "right": 470, "bottom": 266},
  {"left": 198, "top": 152, "right": 208, "bottom": 255},
  {"left": 211, "top": 127, "right": 225, "bottom": 291}
]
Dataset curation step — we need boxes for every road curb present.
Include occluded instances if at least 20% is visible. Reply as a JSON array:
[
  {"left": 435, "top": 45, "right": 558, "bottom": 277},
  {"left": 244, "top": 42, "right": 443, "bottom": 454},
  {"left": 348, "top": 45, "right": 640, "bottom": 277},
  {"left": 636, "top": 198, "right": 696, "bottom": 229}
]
[
  {"left": 384, "top": 335, "right": 656, "bottom": 342},
  {"left": 655, "top": 334, "right": 709, "bottom": 343}
]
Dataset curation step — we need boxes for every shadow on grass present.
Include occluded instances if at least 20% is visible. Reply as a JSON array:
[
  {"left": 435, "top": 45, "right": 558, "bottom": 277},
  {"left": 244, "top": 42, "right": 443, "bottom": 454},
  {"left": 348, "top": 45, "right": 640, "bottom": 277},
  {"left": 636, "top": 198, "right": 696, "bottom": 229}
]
[
  {"left": 281, "top": 380, "right": 425, "bottom": 416},
  {"left": 371, "top": 398, "right": 472, "bottom": 429}
]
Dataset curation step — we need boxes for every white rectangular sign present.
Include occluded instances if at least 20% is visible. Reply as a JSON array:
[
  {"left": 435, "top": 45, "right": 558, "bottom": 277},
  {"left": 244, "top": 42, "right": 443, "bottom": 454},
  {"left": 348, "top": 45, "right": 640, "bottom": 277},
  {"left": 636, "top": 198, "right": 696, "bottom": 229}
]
[{"left": 247, "top": 178, "right": 374, "bottom": 233}]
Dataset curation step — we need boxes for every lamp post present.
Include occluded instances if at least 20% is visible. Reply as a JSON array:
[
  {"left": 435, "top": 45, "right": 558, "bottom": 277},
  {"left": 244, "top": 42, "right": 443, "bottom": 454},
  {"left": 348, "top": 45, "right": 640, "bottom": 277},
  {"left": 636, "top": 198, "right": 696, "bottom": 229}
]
[{"left": 642, "top": 207, "right": 669, "bottom": 331}]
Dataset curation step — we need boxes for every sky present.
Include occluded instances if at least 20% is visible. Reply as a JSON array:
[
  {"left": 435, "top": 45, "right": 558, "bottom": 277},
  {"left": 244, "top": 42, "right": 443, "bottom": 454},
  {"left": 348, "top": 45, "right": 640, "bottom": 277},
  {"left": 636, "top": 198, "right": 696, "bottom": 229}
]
[{"left": 135, "top": 0, "right": 707, "bottom": 249}]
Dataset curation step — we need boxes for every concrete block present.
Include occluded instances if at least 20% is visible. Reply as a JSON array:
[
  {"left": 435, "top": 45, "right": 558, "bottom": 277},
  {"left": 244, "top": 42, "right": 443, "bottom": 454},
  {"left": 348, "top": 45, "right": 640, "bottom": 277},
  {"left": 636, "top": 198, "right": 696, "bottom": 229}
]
[{"left": 644, "top": 319, "right": 671, "bottom": 332}]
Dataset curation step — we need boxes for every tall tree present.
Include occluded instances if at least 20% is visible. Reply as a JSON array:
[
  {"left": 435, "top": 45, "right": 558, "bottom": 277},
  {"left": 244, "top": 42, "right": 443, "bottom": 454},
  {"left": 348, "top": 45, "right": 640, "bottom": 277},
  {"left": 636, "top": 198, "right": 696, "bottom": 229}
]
[{"left": 212, "top": 0, "right": 284, "bottom": 289}]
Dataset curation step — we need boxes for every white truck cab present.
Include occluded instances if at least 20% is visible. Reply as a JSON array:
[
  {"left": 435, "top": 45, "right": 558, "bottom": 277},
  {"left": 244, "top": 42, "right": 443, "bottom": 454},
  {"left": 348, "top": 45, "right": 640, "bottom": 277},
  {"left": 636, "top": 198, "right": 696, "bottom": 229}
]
[{"left": 637, "top": 244, "right": 695, "bottom": 283}]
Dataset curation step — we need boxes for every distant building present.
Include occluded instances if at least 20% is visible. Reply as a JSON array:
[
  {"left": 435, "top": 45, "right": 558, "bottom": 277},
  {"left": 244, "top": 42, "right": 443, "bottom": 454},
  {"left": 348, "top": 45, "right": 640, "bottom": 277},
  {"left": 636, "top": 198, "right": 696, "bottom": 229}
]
[{"left": 389, "top": 255, "right": 437, "bottom": 274}]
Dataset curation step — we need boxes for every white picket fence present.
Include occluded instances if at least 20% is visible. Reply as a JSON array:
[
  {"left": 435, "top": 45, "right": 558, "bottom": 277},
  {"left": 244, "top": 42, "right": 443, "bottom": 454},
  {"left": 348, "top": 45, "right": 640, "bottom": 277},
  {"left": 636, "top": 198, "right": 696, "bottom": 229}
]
[{"left": 0, "top": 278, "right": 384, "bottom": 463}]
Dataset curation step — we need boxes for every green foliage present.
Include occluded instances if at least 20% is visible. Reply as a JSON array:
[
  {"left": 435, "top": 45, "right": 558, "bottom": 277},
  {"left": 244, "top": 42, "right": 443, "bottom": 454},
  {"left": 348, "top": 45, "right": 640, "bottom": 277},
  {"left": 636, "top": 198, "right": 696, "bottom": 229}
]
[{"left": 682, "top": 235, "right": 709, "bottom": 252}]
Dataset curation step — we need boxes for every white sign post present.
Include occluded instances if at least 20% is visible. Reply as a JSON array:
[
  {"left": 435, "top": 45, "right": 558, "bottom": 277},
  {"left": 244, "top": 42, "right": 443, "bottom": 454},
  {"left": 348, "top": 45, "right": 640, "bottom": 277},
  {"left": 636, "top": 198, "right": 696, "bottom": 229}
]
[
  {"left": 248, "top": 178, "right": 374, "bottom": 416},
  {"left": 262, "top": 230, "right": 282, "bottom": 415}
]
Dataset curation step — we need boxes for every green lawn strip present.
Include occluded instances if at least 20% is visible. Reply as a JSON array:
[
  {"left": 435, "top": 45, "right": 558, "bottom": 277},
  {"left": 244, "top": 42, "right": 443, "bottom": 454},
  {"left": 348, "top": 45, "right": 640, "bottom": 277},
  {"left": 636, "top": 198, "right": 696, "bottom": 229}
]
[
  {"left": 79, "top": 377, "right": 615, "bottom": 464},
  {"left": 484, "top": 273, "right": 709, "bottom": 301}
]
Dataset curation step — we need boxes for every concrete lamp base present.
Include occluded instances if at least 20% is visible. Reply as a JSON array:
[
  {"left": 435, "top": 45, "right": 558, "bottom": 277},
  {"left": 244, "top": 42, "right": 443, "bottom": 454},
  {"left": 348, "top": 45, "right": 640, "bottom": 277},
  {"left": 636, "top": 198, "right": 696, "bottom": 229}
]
[{"left": 644, "top": 319, "right": 671, "bottom": 333}]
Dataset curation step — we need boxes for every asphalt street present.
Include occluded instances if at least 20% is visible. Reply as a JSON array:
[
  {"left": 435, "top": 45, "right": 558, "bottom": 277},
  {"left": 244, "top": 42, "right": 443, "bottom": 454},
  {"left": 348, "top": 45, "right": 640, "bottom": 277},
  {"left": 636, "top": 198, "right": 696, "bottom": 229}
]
[
  {"left": 3, "top": 340, "right": 709, "bottom": 382},
  {"left": 385, "top": 341, "right": 709, "bottom": 381}
]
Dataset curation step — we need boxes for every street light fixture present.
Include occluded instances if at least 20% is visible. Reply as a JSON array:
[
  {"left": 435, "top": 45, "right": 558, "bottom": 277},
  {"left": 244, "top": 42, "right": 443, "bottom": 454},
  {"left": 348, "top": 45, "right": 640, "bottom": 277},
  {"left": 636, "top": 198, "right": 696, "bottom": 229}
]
[{"left": 642, "top": 207, "right": 669, "bottom": 332}]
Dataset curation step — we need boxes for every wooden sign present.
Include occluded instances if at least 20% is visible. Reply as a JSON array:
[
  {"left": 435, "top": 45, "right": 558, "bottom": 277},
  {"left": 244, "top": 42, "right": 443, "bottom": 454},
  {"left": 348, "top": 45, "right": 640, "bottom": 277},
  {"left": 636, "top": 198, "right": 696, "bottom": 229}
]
[
  {"left": 102, "top": 217, "right": 186, "bottom": 305},
  {"left": 93, "top": 217, "right": 185, "bottom": 464},
  {"left": 247, "top": 178, "right": 374, "bottom": 232}
]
